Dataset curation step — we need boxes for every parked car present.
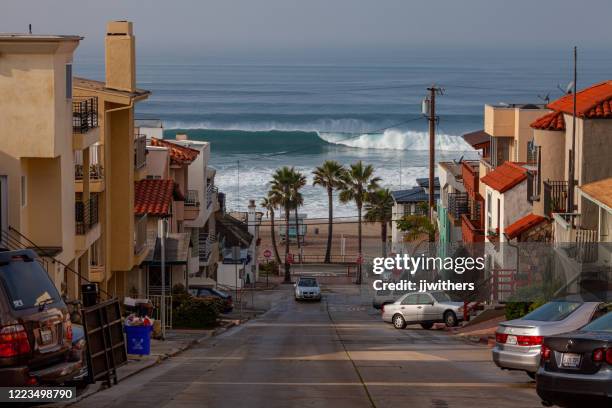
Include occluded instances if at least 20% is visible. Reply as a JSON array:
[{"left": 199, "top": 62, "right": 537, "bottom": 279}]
[
  {"left": 493, "top": 299, "right": 610, "bottom": 379},
  {"left": 188, "top": 286, "right": 233, "bottom": 313},
  {"left": 294, "top": 277, "right": 321, "bottom": 301},
  {"left": 372, "top": 287, "right": 409, "bottom": 310},
  {"left": 382, "top": 291, "right": 464, "bottom": 329},
  {"left": 0, "top": 249, "right": 84, "bottom": 386},
  {"left": 537, "top": 311, "right": 612, "bottom": 407}
]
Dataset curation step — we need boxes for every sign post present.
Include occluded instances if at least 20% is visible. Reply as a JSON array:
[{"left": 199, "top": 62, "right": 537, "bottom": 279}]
[{"left": 263, "top": 249, "right": 272, "bottom": 287}]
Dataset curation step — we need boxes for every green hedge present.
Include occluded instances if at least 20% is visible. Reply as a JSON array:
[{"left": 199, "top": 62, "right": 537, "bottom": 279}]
[{"left": 171, "top": 287, "right": 224, "bottom": 329}]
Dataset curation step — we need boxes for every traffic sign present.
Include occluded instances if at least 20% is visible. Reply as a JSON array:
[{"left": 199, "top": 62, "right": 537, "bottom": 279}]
[{"left": 263, "top": 249, "right": 272, "bottom": 259}]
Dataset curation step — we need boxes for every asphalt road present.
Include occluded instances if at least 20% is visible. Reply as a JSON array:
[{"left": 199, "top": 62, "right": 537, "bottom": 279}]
[{"left": 74, "top": 285, "right": 541, "bottom": 408}]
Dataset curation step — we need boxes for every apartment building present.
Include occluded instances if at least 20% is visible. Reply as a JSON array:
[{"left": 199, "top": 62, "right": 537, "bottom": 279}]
[
  {"left": 0, "top": 33, "right": 85, "bottom": 297},
  {"left": 72, "top": 21, "right": 150, "bottom": 298},
  {"left": 436, "top": 161, "right": 466, "bottom": 246}
]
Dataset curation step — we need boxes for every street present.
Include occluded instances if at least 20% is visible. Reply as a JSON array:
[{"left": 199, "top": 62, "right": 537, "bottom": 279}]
[{"left": 74, "top": 284, "right": 541, "bottom": 408}]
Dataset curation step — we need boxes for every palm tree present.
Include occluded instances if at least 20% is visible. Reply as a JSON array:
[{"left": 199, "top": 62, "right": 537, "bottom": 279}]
[
  {"left": 270, "top": 166, "right": 299, "bottom": 283},
  {"left": 260, "top": 194, "right": 281, "bottom": 265},
  {"left": 313, "top": 161, "right": 345, "bottom": 263},
  {"left": 338, "top": 161, "right": 381, "bottom": 284},
  {"left": 364, "top": 188, "right": 394, "bottom": 258},
  {"left": 396, "top": 214, "right": 437, "bottom": 256},
  {"left": 289, "top": 170, "right": 307, "bottom": 257}
]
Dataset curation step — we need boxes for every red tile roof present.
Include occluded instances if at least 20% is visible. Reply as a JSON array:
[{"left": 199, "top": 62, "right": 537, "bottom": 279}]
[
  {"left": 135, "top": 179, "right": 174, "bottom": 216},
  {"left": 481, "top": 162, "right": 528, "bottom": 193},
  {"left": 547, "top": 80, "right": 612, "bottom": 119},
  {"left": 504, "top": 213, "right": 547, "bottom": 240},
  {"left": 530, "top": 111, "right": 565, "bottom": 131},
  {"left": 149, "top": 138, "right": 199, "bottom": 165}
]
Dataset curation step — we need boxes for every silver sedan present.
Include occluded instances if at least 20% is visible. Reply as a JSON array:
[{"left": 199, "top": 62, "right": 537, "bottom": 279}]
[
  {"left": 492, "top": 300, "right": 609, "bottom": 378},
  {"left": 382, "top": 291, "right": 464, "bottom": 329}
]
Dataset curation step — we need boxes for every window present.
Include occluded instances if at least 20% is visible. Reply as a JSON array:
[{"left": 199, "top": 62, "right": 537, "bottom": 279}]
[
  {"left": 65, "top": 64, "right": 73, "bottom": 99},
  {"left": 0, "top": 257, "right": 61, "bottom": 310},
  {"left": 20, "top": 175, "right": 27, "bottom": 207},
  {"left": 522, "top": 301, "right": 582, "bottom": 322},
  {"left": 417, "top": 294, "right": 433, "bottom": 304},
  {"left": 401, "top": 294, "right": 419, "bottom": 305}
]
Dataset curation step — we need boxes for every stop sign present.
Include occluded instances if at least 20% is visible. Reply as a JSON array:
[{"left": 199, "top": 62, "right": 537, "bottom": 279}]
[
  {"left": 263, "top": 249, "right": 272, "bottom": 259},
  {"left": 286, "top": 253, "right": 294, "bottom": 264}
]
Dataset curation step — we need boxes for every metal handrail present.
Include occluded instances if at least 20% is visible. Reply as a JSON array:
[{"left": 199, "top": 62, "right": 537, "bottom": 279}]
[
  {"left": 185, "top": 189, "right": 199, "bottom": 206},
  {"left": 75, "top": 195, "right": 100, "bottom": 235},
  {"left": 134, "top": 134, "right": 147, "bottom": 170}
]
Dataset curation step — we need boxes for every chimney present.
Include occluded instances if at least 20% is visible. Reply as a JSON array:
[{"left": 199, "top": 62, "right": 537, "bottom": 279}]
[
  {"left": 105, "top": 21, "right": 136, "bottom": 92},
  {"left": 175, "top": 133, "right": 188, "bottom": 141},
  {"left": 247, "top": 200, "right": 256, "bottom": 236}
]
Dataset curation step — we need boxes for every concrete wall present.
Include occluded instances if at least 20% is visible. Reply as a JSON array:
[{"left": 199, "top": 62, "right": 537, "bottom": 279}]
[
  {"left": 145, "top": 147, "right": 170, "bottom": 178},
  {"left": 484, "top": 180, "right": 531, "bottom": 243}
]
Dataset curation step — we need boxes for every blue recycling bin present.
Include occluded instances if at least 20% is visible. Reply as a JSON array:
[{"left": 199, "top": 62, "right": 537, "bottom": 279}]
[{"left": 125, "top": 325, "right": 152, "bottom": 355}]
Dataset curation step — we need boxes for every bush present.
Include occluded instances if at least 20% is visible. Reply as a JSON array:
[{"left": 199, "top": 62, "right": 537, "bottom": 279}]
[
  {"left": 259, "top": 261, "right": 279, "bottom": 275},
  {"left": 173, "top": 295, "right": 223, "bottom": 329},
  {"left": 505, "top": 302, "right": 531, "bottom": 320}
]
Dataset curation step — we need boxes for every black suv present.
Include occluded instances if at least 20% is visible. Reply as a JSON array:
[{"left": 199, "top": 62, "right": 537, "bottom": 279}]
[{"left": 0, "top": 249, "right": 83, "bottom": 386}]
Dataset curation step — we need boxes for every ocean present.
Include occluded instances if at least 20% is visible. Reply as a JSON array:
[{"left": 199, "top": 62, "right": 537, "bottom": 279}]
[{"left": 75, "top": 49, "right": 612, "bottom": 217}]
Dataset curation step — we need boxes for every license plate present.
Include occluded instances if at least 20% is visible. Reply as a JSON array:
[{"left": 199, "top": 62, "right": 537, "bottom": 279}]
[
  {"left": 506, "top": 335, "right": 517, "bottom": 345},
  {"left": 40, "top": 328, "right": 53, "bottom": 344},
  {"left": 561, "top": 353, "right": 582, "bottom": 368}
]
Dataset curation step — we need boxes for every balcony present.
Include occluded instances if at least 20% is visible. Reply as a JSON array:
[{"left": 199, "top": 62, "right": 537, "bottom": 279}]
[
  {"left": 74, "top": 144, "right": 104, "bottom": 192},
  {"left": 553, "top": 213, "right": 599, "bottom": 263},
  {"left": 73, "top": 97, "right": 98, "bottom": 133},
  {"left": 75, "top": 194, "right": 100, "bottom": 235},
  {"left": 461, "top": 214, "right": 485, "bottom": 243},
  {"left": 544, "top": 180, "right": 569, "bottom": 217},
  {"left": 461, "top": 160, "right": 480, "bottom": 197},
  {"left": 134, "top": 214, "right": 148, "bottom": 255},
  {"left": 134, "top": 134, "right": 147, "bottom": 170},
  {"left": 447, "top": 192, "right": 469, "bottom": 222},
  {"left": 185, "top": 189, "right": 200, "bottom": 221},
  {"left": 72, "top": 97, "right": 100, "bottom": 150}
]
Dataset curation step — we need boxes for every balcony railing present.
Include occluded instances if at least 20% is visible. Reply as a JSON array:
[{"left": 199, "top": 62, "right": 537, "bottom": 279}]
[
  {"left": 447, "top": 192, "right": 469, "bottom": 220},
  {"left": 75, "top": 194, "right": 100, "bottom": 235},
  {"left": 74, "top": 144, "right": 104, "bottom": 181},
  {"left": 206, "top": 184, "right": 218, "bottom": 209},
  {"left": 553, "top": 213, "right": 598, "bottom": 263},
  {"left": 198, "top": 232, "right": 218, "bottom": 262},
  {"left": 134, "top": 134, "right": 147, "bottom": 170},
  {"left": 185, "top": 189, "right": 199, "bottom": 207},
  {"left": 134, "top": 214, "right": 148, "bottom": 255},
  {"left": 461, "top": 214, "right": 485, "bottom": 243},
  {"left": 73, "top": 97, "right": 98, "bottom": 133},
  {"left": 543, "top": 180, "right": 568, "bottom": 217}
]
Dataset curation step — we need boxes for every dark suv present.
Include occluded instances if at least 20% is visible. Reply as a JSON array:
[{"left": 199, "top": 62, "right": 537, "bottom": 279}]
[{"left": 0, "top": 249, "right": 83, "bottom": 386}]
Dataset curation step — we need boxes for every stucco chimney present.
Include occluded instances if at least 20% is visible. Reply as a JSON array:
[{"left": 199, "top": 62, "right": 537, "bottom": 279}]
[
  {"left": 175, "top": 134, "right": 188, "bottom": 141},
  {"left": 105, "top": 21, "right": 136, "bottom": 92},
  {"left": 247, "top": 200, "right": 256, "bottom": 236}
]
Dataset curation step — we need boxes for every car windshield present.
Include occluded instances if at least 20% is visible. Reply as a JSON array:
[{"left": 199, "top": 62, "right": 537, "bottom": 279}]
[
  {"left": 521, "top": 301, "right": 582, "bottom": 322},
  {"left": 298, "top": 278, "right": 317, "bottom": 287},
  {"left": 582, "top": 312, "right": 612, "bottom": 332},
  {"left": 213, "top": 289, "right": 228, "bottom": 297},
  {"left": 431, "top": 292, "right": 452, "bottom": 303},
  {"left": 0, "top": 258, "right": 60, "bottom": 310}
]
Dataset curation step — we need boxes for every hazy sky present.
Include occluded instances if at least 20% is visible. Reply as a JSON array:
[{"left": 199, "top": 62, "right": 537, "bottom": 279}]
[{"left": 3, "top": 0, "right": 611, "bottom": 58}]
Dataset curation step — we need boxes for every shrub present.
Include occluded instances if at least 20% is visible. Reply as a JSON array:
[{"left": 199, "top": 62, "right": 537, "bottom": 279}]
[
  {"left": 505, "top": 302, "right": 531, "bottom": 320},
  {"left": 259, "top": 261, "right": 279, "bottom": 275},
  {"left": 173, "top": 295, "right": 223, "bottom": 329}
]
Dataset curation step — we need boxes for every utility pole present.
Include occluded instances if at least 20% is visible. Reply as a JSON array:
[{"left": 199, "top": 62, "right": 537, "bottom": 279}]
[
  {"left": 568, "top": 47, "right": 577, "bottom": 216},
  {"left": 424, "top": 85, "right": 443, "bottom": 223}
]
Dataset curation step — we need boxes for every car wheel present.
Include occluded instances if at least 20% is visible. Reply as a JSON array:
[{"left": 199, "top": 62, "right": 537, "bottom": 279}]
[
  {"left": 444, "top": 311, "right": 458, "bottom": 327},
  {"left": 392, "top": 314, "right": 406, "bottom": 329},
  {"left": 526, "top": 372, "right": 536, "bottom": 380},
  {"left": 420, "top": 322, "right": 434, "bottom": 330}
]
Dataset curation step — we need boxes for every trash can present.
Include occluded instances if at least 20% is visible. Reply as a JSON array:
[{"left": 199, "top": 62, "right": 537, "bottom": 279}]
[
  {"left": 81, "top": 283, "right": 99, "bottom": 307},
  {"left": 125, "top": 325, "right": 152, "bottom": 355}
]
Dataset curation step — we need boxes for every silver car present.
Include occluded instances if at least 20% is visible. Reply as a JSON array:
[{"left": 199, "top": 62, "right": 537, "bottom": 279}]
[
  {"left": 382, "top": 291, "right": 464, "bottom": 329},
  {"left": 294, "top": 277, "right": 321, "bottom": 301},
  {"left": 492, "top": 300, "right": 610, "bottom": 378}
]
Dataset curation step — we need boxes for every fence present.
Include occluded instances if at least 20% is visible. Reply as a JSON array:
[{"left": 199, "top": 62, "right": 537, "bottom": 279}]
[
  {"left": 72, "top": 97, "right": 98, "bottom": 133},
  {"left": 75, "top": 195, "right": 100, "bottom": 235}
]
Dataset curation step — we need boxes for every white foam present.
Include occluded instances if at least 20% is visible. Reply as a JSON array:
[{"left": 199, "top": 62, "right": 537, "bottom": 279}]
[{"left": 319, "top": 129, "right": 474, "bottom": 152}]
